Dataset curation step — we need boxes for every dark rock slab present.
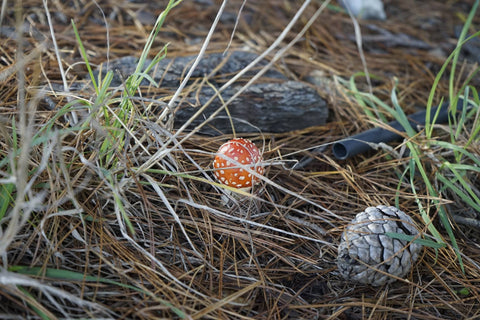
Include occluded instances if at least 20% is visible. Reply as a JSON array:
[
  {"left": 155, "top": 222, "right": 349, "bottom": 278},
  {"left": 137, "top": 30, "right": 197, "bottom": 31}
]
[
  {"left": 94, "top": 51, "right": 328, "bottom": 134},
  {"left": 175, "top": 81, "right": 328, "bottom": 135},
  {"left": 94, "top": 51, "right": 286, "bottom": 87}
]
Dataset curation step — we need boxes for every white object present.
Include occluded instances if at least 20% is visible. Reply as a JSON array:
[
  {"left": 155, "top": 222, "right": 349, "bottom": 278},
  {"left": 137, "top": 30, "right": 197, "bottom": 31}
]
[{"left": 340, "top": 0, "right": 386, "bottom": 20}]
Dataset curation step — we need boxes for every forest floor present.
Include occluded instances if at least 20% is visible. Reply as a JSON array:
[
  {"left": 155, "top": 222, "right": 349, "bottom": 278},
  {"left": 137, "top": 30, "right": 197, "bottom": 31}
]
[{"left": 1, "top": 0, "right": 480, "bottom": 319}]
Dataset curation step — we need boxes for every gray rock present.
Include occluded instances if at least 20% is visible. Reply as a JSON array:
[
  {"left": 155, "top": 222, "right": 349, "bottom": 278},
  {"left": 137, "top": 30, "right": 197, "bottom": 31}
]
[
  {"left": 94, "top": 51, "right": 328, "bottom": 135},
  {"left": 94, "top": 51, "right": 286, "bottom": 88},
  {"left": 174, "top": 81, "right": 328, "bottom": 134}
]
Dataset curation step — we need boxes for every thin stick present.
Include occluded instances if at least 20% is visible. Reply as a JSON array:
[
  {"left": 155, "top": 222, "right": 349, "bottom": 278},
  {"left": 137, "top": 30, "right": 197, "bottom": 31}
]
[
  {"left": 43, "top": 0, "right": 77, "bottom": 123},
  {"left": 0, "top": 0, "right": 7, "bottom": 27},
  {"left": 164, "top": 0, "right": 229, "bottom": 114},
  {"left": 343, "top": 1, "right": 373, "bottom": 97},
  {"left": 223, "top": 0, "right": 247, "bottom": 55}
]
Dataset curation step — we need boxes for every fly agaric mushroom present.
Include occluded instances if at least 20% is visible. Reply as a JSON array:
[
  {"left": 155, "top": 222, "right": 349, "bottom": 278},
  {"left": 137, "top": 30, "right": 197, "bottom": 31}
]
[{"left": 213, "top": 138, "right": 264, "bottom": 189}]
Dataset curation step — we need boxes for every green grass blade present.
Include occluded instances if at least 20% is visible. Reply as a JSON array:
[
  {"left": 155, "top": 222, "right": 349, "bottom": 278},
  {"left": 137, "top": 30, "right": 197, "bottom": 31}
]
[
  {"left": 408, "top": 148, "right": 465, "bottom": 273},
  {"left": 9, "top": 266, "right": 188, "bottom": 318},
  {"left": 71, "top": 20, "right": 98, "bottom": 94},
  {"left": 430, "top": 140, "right": 480, "bottom": 167},
  {"left": 454, "top": 88, "right": 469, "bottom": 140},
  {"left": 95, "top": 70, "right": 114, "bottom": 105},
  {"left": 17, "top": 286, "right": 52, "bottom": 320},
  {"left": 390, "top": 78, "right": 416, "bottom": 137},
  {"left": 134, "top": 0, "right": 182, "bottom": 77},
  {"left": 408, "top": 156, "right": 443, "bottom": 242},
  {"left": 0, "top": 182, "right": 15, "bottom": 220},
  {"left": 449, "top": 0, "right": 479, "bottom": 103},
  {"left": 464, "top": 92, "right": 480, "bottom": 148},
  {"left": 443, "top": 163, "right": 480, "bottom": 209},
  {"left": 385, "top": 232, "right": 447, "bottom": 249},
  {"left": 425, "top": 31, "right": 480, "bottom": 137},
  {"left": 436, "top": 173, "right": 480, "bottom": 212}
]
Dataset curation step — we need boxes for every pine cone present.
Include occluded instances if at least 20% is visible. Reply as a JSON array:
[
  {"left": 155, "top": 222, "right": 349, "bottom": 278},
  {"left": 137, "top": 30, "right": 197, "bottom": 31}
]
[{"left": 337, "top": 205, "right": 423, "bottom": 286}]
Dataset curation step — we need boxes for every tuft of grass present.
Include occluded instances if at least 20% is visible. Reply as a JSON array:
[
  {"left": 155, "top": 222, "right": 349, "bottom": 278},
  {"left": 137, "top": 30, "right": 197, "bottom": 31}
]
[
  {"left": 67, "top": 0, "right": 182, "bottom": 235},
  {"left": 71, "top": 0, "right": 181, "bottom": 167}
]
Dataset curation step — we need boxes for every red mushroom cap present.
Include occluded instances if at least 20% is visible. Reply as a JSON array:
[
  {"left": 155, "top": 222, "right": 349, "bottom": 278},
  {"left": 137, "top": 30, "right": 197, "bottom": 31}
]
[{"left": 213, "top": 138, "right": 264, "bottom": 189}]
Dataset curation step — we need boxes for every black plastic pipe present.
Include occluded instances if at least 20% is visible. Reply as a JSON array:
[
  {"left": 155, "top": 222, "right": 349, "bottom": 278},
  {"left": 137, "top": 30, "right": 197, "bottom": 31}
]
[{"left": 332, "top": 99, "right": 465, "bottom": 160}]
